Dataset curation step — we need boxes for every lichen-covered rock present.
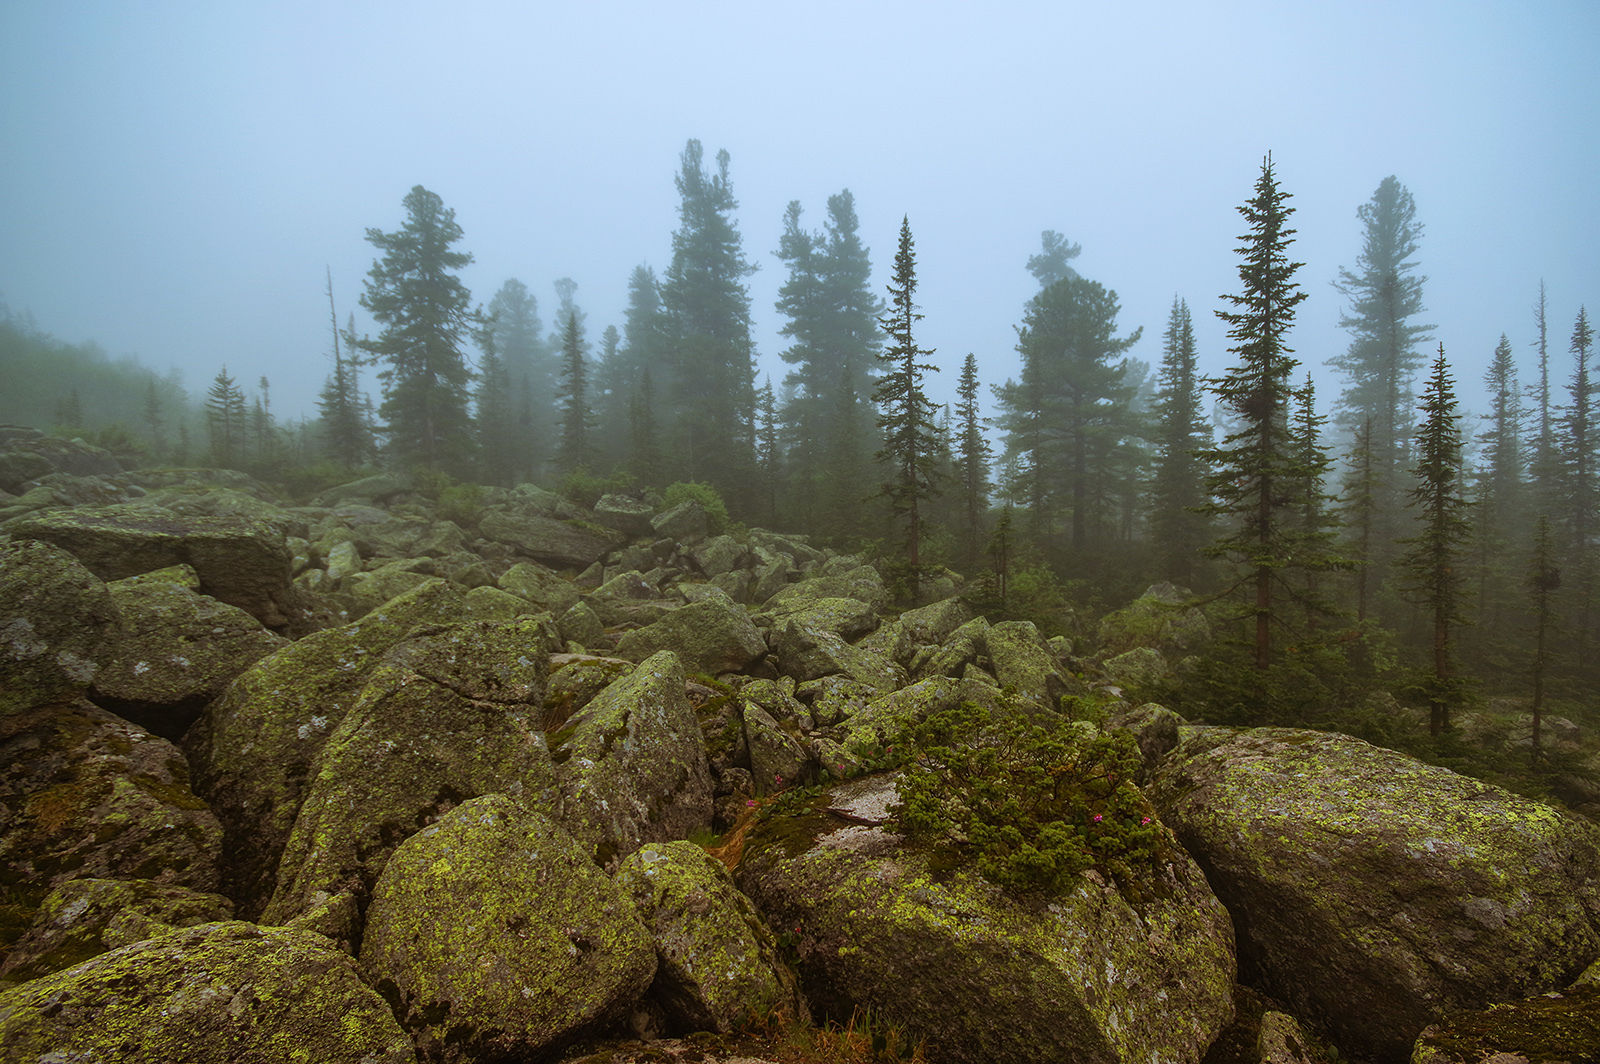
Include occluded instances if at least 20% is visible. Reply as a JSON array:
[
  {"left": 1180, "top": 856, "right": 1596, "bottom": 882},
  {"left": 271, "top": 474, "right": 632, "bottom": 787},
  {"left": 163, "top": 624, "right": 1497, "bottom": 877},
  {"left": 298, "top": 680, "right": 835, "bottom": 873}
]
[
  {"left": 1108, "top": 701, "right": 1182, "bottom": 779},
  {"left": 552, "top": 651, "right": 715, "bottom": 868},
  {"left": 183, "top": 578, "right": 470, "bottom": 917},
  {"left": 771, "top": 619, "right": 903, "bottom": 692},
  {"left": 1150, "top": 726, "right": 1600, "bottom": 1061},
  {"left": 1096, "top": 583, "right": 1210, "bottom": 659},
  {"left": 0, "top": 920, "right": 416, "bottom": 1063},
  {"left": 652, "top": 500, "right": 710, "bottom": 544},
  {"left": 0, "top": 877, "right": 234, "bottom": 986},
  {"left": 361, "top": 794, "right": 655, "bottom": 1063},
  {"left": 691, "top": 534, "right": 750, "bottom": 578},
  {"left": 90, "top": 569, "right": 286, "bottom": 740},
  {"left": 743, "top": 702, "right": 812, "bottom": 795},
  {"left": 351, "top": 515, "right": 465, "bottom": 559},
  {"left": 594, "top": 493, "right": 657, "bottom": 536},
  {"left": 7, "top": 503, "right": 297, "bottom": 628},
  {"left": 895, "top": 595, "right": 975, "bottom": 650},
  {"left": 342, "top": 562, "right": 436, "bottom": 614},
  {"left": 985, "top": 620, "right": 1079, "bottom": 710},
  {"left": 1410, "top": 984, "right": 1600, "bottom": 1064},
  {"left": 0, "top": 702, "right": 221, "bottom": 940},
  {"left": 479, "top": 510, "right": 623, "bottom": 568},
  {"left": 911, "top": 615, "right": 990, "bottom": 683},
  {"left": 499, "top": 560, "right": 583, "bottom": 615},
  {"left": 615, "top": 840, "right": 806, "bottom": 1033},
  {"left": 559, "top": 600, "right": 607, "bottom": 649},
  {"left": 736, "top": 775, "right": 1236, "bottom": 1064},
  {"left": 760, "top": 565, "right": 888, "bottom": 615},
  {"left": 840, "top": 676, "right": 963, "bottom": 752},
  {"left": 262, "top": 617, "right": 562, "bottom": 924},
  {"left": 0, "top": 539, "right": 119, "bottom": 715},
  {"left": 1100, "top": 645, "right": 1170, "bottom": 693},
  {"left": 1257, "top": 1011, "right": 1317, "bottom": 1064},
  {"left": 615, "top": 597, "right": 768, "bottom": 678},
  {"left": 589, "top": 569, "right": 672, "bottom": 626}
]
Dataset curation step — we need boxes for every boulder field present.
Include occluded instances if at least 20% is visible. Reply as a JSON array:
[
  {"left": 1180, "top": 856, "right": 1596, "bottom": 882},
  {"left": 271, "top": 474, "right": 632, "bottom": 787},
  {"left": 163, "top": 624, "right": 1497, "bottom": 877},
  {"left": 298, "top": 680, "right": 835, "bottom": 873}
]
[{"left": 1, "top": 456, "right": 1598, "bottom": 1062}]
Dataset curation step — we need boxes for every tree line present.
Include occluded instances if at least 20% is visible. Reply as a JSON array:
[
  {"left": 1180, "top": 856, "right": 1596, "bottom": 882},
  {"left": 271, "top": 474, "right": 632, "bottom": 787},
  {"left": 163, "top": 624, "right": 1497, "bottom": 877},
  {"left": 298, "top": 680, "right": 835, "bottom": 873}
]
[{"left": 12, "top": 141, "right": 1599, "bottom": 755}]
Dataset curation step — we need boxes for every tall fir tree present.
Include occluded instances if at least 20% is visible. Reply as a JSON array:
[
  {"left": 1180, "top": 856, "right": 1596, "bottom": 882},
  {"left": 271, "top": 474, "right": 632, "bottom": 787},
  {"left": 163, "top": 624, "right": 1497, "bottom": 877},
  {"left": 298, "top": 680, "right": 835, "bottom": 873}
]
[
  {"left": 1328, "top": 176, "right": 1432, "bottom": 610},
  {"left": 1025, "top": 230, "right": 1082, "bottom": 288},
  {"left": 1286, "top": 374, "right": 1345, "bottom": 635},
  {"left": 206, "top": 366, "right": 247, "bottom": 468},
  {"left": 1148, "top": 296, "right": 1213, "bottom": 586},
  {"left": 486, "top": 278, "right": 549, "bottom": 481},
  {"left": 353, "top": 185, "right": 481, "bottom": 473},
  {"left": 753, "top": 379, "right": 780, "bottom": 527},
  {"left": 996, "top": 273, "right": 1141, "bottom": 555},
  {"left": 318, "top": 268, "right": 374, "bottom": 469},
  {"left": 142, "top": 379, "right": 165, "bottom": 462},
  {"left": 555, "top": 312, "right": 594, "bottom": 477},
  {"left": 1527, "top": 514, "right": 1560, "bottom": 759},
  {"left": 1528, "top": 281, "right": 1558, "bottom": 514},
  {"left": 473, "top": 327, "right": 519, "bottom": 487},
  {"left": 1199, "top": 154, "right": 1315, "bottom": 670},
  {"left": 873, "top": 217, "right": 942, "bottom": 595},
  {"left": 660, "top": 140, "right": 759, "bottom": 507},
  {"left": 1397, "top": 346, "right": 1471, "bottom": 735},
  {"left": 954, "top": 353, "right": 994, "bottom": 570},
  {"left": 1558, "top": 306, "right": 1598, "bottom": 655},
  {"left": 1472, "top": 334, "right": 1526, "bottom": 635}
]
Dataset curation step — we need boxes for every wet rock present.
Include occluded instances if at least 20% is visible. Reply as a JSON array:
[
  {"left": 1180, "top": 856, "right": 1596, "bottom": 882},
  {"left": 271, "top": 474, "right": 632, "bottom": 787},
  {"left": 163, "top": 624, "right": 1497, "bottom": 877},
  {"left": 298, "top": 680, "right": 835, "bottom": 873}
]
[
  {"left": 615, "top": 596, "right": 768, "bottom": 677},
  {"left": 1108, "top": 702, "right": 1182, "bottom": 780},
  {"left": 7, "top": 503, "right": 296, "bottom": 628},
  {"left": 986, "top": 620, "right": 1080, "bottom": 710},
  {"left": 0, "top": 702, "right": 222, "bottom": 939},
  {"left": 262, "top": 617, "right": 561, "bottom": 924},
  {"left": 0, "top": 539, "right": 119, "bottom": 715},
  {"left": 0, "top": 877, "right": 234, "bottom": 985},
  {"left": 594, "top": 493, "right": 657, "bottom": 536},
  {"left": 552, "top": 651, "right": 714, "bottom": 868},
  {"left": 1150, "top": 726, "right": 1600, "bottom": 1061},
  {"left": 737, "top": 774, "right": 1236, "bottom": 1064},
  {"left": 1410, "top": 983, "right": 1600, "bottom": 1064},
  {"left": 652, "top": 500, "right": 710, "bottom": 545},
  {"left": 479, "top": 510, "right": 623, "bottom": 568},
  {"left": 90, "top": 567, "right": 286, "bottom": 740},
  {"left": 361, "top": 794, "right": 654, "bottom": 1063},
  {"left": 1096, "top": 583, "right": 1210, "bottom": 659},
  {"left": 499, "top": 560, "right": 583, "bottom": 615},
  {"left": 0, "top": 921, "right": 416, "bottom": 1063},
  {"left": 770, "top": 620, "right": 903, "bottom": 693},
  {"left": 182, "top": 578, "right": 470, "bottom": 917},
  {"left": 616, "top": 840, "right": 806, "bottom": 1033},
  {"left": 760, "top": 564, "right": 888, "bottom": 615}
]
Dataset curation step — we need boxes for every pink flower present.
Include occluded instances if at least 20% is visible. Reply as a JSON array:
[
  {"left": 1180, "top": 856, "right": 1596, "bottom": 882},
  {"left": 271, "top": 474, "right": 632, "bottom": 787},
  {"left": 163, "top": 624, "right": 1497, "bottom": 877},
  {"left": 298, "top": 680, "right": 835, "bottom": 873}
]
[{"left": 1092, "top": 814, "right": 1103, "bottom": 823}]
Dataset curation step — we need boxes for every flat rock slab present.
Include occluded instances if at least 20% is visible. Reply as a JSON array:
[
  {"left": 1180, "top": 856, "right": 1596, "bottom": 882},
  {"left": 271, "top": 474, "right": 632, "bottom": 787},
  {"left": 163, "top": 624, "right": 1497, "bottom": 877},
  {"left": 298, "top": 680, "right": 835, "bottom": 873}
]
[{"left": 8, "top": 504, "right": 295, "bottom": 628}]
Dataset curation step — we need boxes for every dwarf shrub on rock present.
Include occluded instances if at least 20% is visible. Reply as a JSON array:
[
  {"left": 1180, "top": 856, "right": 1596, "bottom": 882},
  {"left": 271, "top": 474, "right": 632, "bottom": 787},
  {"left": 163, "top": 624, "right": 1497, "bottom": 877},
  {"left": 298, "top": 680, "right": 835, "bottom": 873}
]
[{"left": 890, "top": 703, "right": 1159, "bottom": 895}]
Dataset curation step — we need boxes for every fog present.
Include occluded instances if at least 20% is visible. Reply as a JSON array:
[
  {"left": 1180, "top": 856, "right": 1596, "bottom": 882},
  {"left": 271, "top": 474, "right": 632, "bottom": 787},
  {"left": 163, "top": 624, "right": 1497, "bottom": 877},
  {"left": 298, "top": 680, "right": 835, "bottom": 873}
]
[{"left": 2, "top": 1, "right": 1596, "bottom": 420}]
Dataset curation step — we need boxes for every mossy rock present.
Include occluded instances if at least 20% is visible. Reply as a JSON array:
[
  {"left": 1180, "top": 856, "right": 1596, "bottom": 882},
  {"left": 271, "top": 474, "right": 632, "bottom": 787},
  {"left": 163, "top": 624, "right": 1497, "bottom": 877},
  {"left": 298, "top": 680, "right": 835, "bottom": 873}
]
[
  {"left": 911, "top": 615, "right": 990, "bottom": 683},
  {"left": 1151, "top": 726, "right": 1600, "bottom": 1061},
  {"left": 7, "top": 503, "right": 296, "bottom": 629},
  {"left": 553, "top": 651, "right": 715, "bottom": 868},
  {"left": 1096, "top": 583, "right": 1210, "bottom": 659},
  {"left": 760, "top": 565, "right": 888, "bottom": 616},
  {"left": 499, "top": 560, "right": 583, "bottom": 615},
  {"left": 615, "top": 840, "right": 807, "bottom": 1033},
  {"left": 0, "top": 877, "right": 234, "bottom": 986},
  {"left": 0, "top": 920, "right": 416, "bottom": 1062},
  {"left": 770, "top": 620, "right": 904, "bottom": 693},
  {"left": 986, "top": 620, "right": 1080, "bottom": 710},
  {"left": 735, "top": 774, "right": 1236, "bottom": 1064},
  {"left": 182, "top": 578, "right": 469, "bottom": 918},
  {"left": 361, "top": 794, "right": 655, "bottom": 1062},
  {"left": 1411, "top": 983, "right": 1600, "bottom": 1063},
  {"left": 262, "top": 617, "right": 562, "bottom": 924},
  {"left": 479, "top": 510, "right": 624, "bottom": 568},
  {"left": 0, "top": 701, "right": 222, "bottom": 950},
  {"left": 615, "top": 597, "right": 768, "bottom": 678},
  {"left": 91, "top": 572, "right": 287, "bottom": 741},
  {"left": 0, "top": 539, "right": 119, "bottom": 716}
]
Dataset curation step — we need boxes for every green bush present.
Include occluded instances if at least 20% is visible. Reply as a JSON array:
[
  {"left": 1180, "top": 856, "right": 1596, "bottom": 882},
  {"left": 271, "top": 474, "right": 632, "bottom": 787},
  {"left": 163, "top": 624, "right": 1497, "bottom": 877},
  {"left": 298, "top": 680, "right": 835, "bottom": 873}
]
[
  {"left": 662, "top": 480, "right": 731, "bottom": 535},
  {"left": 557, "top": 468, "right": 637, "bottom": 509},
  {"left": 890, "top": 703, "right": 1159, "bottom": 895}
]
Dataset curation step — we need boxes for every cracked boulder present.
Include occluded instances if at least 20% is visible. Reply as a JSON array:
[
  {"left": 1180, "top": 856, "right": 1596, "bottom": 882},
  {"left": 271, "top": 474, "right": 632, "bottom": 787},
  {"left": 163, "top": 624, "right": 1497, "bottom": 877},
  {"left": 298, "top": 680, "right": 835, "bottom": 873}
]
[
  {"left": 262, "top": 616, "right": 562, "bottom": 924},
  {"left": 0, "top": 539, "right": 119, "bottom": 716},
  {"left": 360, "top": 794, "right": 654, "bottom": 1063}
]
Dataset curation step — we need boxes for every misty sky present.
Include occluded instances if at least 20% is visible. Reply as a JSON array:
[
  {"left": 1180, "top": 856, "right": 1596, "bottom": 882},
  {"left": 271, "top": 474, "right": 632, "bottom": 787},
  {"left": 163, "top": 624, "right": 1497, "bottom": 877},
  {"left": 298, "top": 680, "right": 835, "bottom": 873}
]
[{"left": 3, "top": 2, "right": 1596, "bottom": 434}]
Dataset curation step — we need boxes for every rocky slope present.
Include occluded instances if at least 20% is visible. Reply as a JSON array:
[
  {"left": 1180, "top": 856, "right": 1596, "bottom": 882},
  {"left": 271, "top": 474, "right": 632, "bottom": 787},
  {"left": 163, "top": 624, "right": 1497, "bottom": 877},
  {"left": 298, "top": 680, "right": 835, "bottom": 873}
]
[{"left": 1, "top": 438, "right": 1597, "bottom": 1063}]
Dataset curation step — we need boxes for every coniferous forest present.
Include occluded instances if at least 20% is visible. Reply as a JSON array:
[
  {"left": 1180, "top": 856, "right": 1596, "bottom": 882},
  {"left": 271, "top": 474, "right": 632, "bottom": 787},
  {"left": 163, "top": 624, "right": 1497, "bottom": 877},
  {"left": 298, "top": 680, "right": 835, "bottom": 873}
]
[{"left": 4, "top": 140, "right": 1597, "bottom": 799}]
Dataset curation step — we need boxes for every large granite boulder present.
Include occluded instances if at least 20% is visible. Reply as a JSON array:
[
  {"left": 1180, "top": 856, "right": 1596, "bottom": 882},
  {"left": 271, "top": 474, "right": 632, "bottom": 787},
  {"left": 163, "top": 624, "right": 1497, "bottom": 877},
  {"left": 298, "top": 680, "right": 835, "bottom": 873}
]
[
  {"left": 986, "top": 619, "right": 1080, "bottom": 709},
  {"left": 90, "top": 566, "right": 286, "bottom": 740},
  {"left": 615, "top": 596, "right": 768, "bottom": 677},
  {"left": 7, "top": 503, "right": 297, "bottom": 628},
  {"left": 737, "top": 775, "right": 1236, "bottom": 1064},
  {"left": 183, "top": 578, "right": 470, "bottom": 917},
  {"left": 498, "top": 560, "right": 583, "bottom": 615},
  {"left": 262, "top": 616, "right": 562, "bottom": 924},
  {"left": 360, "top": 794, "right": 655, "bottom": 1063},
  {"left": 594, "top": 493, "right": 657, "bottom": 536},
  {"left": 769, "top": 620, "right": 903, "bottom": 693},
  {"left": 759, "top": 564, "right": 888, "bottom": 615},
  {"left": 552, "top": 651, "right": 715, "bottom": 868},
  {"left": 0, "top": 539, "right": 119, "bottom": 716},
  {"left": 479, "top": 510, "right": 622, "bottom": 568},
  {"left": 615, "top": 840, "right": 806, "bottom": 1033},
  {"left": 0, "top": 921, "right": 416, "bottom": 1063},
  {"left": 1096, "top": 583, "right": 1210, "bottom": 659},
  {"left": 0, "top": 877, "right": 234, "bottom": 986},
  {"left": 1410, "top": 982, "right": 1600, "bottom": 1064},
  {"left": 1150, "top": 726, "right": 1600, "bottom": 1061}
]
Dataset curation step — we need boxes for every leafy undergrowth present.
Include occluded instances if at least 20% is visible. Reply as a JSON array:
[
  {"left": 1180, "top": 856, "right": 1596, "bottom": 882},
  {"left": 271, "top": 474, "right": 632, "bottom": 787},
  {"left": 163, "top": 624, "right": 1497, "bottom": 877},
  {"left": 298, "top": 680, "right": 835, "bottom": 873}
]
[{"left": 556, "top": 1007, "right": 927, "bottom": 1063}]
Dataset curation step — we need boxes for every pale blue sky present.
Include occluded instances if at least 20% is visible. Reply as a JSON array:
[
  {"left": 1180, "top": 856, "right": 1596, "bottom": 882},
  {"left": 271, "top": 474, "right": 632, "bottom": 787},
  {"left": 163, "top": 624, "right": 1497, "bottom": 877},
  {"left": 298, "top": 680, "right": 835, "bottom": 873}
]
[{"left": 2, "top": 1, "right": 1596, "bottom": 428}]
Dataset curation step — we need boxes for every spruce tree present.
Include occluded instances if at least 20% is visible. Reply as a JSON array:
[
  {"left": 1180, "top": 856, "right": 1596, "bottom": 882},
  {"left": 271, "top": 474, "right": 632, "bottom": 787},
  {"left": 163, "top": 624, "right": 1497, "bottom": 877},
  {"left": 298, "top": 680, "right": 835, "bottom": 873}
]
[
  {"left": 206, "top": 367, "right": 247, "bottom": 468},
  {"left": 1025, "top": 230, "right": 1082, "bottom": 288},
  {"left": 754, "top": 380, "right": 780, "bottom": 527},
  {"left": 1558, "top": 306, "right": 1597, "bottom": 654},
  {"left": 1286, "top": 374, "right": 1345, "bottom": 635},
  {"left": 142, "top": 380, "right": 165, "bottom": 462},
  {"left": 1397, "top": 346, "right": 1471, "bottom": 735},
  {"left": 486, "top": 278, "right": 549, "bottom": 481},
  {"left": 1527, "top": 514, "right": 1560, "bottom": 760},
  {"left": 1148, "top": 296, "right": 1213, "bottom": 586},
  {"left": 1472, "top": 334, "right": 1526, "bottom": 634},
  {"left": 1199, "top": 154, "right": 1313, "bottom": 670},
  {"left": 660, "top": 140, "right": 759, "bottom": 505},
  {"left": 873, "top": 217, "right": 942, "bottom": 595},
  {"left": 353, "top": 185, "right": 481, "bottom": 473},
  {"left": 318, "top": 269, "right": 374, "bottom": 469},
  {"left": 473, "top": 330, "right": 518, "bottom": 487},
  {"left": 955, "top": 353, "right": 994, "bottom": 570},
  {"left": 555, "top": 312, "right": 594, "bottom": 476}
]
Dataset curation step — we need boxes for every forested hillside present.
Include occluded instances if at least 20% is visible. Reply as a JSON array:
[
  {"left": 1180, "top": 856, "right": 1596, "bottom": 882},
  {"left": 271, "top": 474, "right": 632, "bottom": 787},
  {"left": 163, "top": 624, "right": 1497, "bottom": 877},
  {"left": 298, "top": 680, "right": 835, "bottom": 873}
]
[{"left": 5, "top": 142, "right": 1596, "bottom": 792}]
